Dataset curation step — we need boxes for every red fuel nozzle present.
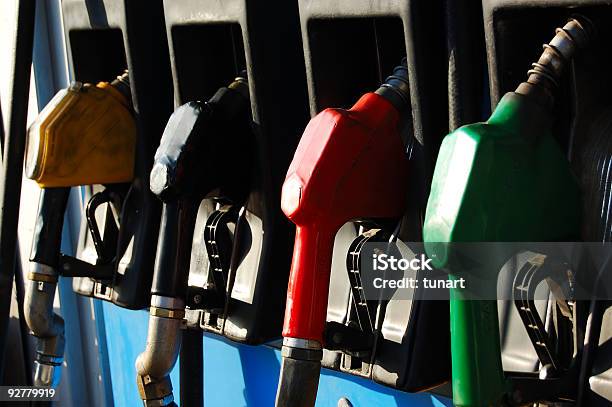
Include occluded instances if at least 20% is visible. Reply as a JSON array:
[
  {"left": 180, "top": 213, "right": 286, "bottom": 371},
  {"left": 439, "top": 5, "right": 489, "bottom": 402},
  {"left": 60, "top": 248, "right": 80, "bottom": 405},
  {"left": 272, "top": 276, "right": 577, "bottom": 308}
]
[
  {"left": 277, "top": 62, "right": 411, "bottom": 407},
  {"left": 276, "top": 63, "right": 411, "bottom": 406}
]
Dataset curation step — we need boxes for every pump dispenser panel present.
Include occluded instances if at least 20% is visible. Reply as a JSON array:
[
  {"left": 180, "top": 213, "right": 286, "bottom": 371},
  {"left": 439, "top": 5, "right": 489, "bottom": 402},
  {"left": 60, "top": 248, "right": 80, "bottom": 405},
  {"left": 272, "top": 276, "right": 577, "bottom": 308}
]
[
  {"left": 163, "top": 0, "right": 310, "bottom": 344},
  {"left": 423, "top": 6, "right": 611, "bottom": 405},
  {"left": 60, "top": 0, "right": 173, "bottom": 309},
  {"left": 482, "top": 2, "right": 612, "bottom": 405},
  {"left": 273, "top": 0, "right": 452, "bottom": 402}
]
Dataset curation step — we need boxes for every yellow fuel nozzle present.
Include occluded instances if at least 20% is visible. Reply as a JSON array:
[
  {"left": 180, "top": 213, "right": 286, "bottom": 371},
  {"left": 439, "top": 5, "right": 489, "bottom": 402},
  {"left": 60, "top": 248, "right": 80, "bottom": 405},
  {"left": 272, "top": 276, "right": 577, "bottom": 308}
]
[{"left": 25, "top": 71, "right": 136, "bottom": 187}]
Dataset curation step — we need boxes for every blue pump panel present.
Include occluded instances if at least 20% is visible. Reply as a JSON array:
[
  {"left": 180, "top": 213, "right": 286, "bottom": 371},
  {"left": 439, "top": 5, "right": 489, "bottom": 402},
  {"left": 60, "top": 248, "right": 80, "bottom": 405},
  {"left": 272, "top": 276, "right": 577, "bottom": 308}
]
[{"left": 102, "top": 304, "right": 452, "bottom": 406}]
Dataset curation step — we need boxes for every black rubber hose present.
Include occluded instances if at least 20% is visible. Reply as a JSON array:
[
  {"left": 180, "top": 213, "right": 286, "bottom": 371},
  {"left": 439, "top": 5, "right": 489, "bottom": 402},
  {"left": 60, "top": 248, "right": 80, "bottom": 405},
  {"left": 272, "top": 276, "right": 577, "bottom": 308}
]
[
  {"left": 375, "top": 59, "right": 413, "bottom": 149},
  {"left": 29, "top": 188, "right": 71, "bottom": 267},
  {"left": 0, "top": 0, "right": 36, "bottom": 377},
  {"left": 151, "top": 199, "right": 198, "bottom": 299},
  {"left": 375, "top": 59, "right": 410, "bottom": 114}
]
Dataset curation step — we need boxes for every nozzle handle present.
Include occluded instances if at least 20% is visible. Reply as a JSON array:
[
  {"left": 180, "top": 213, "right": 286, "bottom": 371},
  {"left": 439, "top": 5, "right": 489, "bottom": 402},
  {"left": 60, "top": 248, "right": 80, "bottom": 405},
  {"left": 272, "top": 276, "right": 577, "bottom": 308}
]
[
  {"left": 150, "top": 101, "right": 209, "bottom": 201},
  {"left": 275, "top": 357, "right": 321, "bottom": 407},
  {"left": 282, "top": 225, "right": 336, "bottom": 341},
  {"left": 150, "top": 76, "right": 250, "bottom": 202}
]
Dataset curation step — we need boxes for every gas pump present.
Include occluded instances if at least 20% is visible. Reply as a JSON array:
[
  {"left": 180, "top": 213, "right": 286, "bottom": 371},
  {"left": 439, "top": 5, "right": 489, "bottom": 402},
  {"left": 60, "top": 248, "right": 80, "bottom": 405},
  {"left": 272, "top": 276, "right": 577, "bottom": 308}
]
[
  {"left": 288, "top": 0, "right": 485, "bottom": 396},
  {"left": 22, "top": 0, "right": 173, "bottom": 389},
  {"left": 162, "top": 0, "right": 309, "bottom": 348},
  {"left": 60, "top": 0, "right": 173, "bottom": 310},
  {"left": 275, "top": 62, "right": 417, "bottom": 407},
  {"left": 155, "top": 3, "right": 310, "bottom": 404},
  {"left": 24, "top": 72, "right": 135, "bottom": 387},
  {"left": 423, "top": 16, "right": 593, "bottom": 406},
  {"left": 135, "top": 74, "right": 252, "bottom": 407}
]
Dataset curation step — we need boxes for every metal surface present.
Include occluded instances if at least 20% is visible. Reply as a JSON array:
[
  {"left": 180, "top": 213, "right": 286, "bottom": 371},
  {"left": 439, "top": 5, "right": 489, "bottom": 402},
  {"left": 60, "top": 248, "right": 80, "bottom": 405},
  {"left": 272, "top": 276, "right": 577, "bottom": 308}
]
[
  {"left": 151, "top": 295, "right": 185, "bottom": 310},
  {"left": 135, "top": 314, "right": 182, "bottom": 404},
  {"left": 0, "top": 0, "right": 36, "bottom": 377},
  {"left": 445, "top": 0, "right": 487, "bottom": 130},
  {"left": 282, "top": 338, "right": 322, "bottom": 350},
  {"left": 515, "top": 17, "right": 594, "bottom": 109},
  {"left": 24, "top": 187, "right": 71, "bottom": 391},
  {"left": 24, "top": 263, "right": 64, "bottom": 389}
]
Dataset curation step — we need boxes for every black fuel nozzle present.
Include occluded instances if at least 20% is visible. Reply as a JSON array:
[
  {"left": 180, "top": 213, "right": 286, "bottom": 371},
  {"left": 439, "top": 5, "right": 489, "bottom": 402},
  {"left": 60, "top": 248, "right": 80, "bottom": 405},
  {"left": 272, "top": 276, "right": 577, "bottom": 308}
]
[
  {"left": 149, "top": 72, "right": 252, "bottom": 298},
  {"left": 150, "top": 73, "right": 251, "bottom": 203},
  {"left": 137, "top": 73, "right": 253, "bottom": 407}
]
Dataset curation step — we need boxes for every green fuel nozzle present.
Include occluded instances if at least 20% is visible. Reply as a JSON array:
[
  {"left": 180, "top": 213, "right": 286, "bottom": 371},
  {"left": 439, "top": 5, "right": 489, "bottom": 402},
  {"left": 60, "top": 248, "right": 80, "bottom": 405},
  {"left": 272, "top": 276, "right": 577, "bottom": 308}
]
[{"left": 424, "top": 16, "right": 594, "bottom": 407}]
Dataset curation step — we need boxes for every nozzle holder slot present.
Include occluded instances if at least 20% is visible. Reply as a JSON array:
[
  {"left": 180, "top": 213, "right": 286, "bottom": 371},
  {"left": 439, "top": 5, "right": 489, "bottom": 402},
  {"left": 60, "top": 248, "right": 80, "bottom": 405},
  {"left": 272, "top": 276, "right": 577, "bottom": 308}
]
[
  {"left": 68, "top": 29, "right": 127, "bottom": 83},
  {"left": 163, "top": 0, "right": 309, "bottom": 344},
  {"left": 61, "top": 0, "right": 173, "bottom": 309},
  {"left": 170, "top": 23, "right": 246, "bottom": 104},
  {"left": 306, "top": 17, "right": 406, "bottom": 112}
]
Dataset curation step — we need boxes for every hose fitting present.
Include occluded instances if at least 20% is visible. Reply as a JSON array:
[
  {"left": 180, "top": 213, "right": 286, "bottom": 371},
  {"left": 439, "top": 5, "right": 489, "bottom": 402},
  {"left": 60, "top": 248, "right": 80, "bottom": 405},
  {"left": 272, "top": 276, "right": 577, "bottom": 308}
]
[
  {"left": 110, "top": 70, "right": 131, "bottom": 106},
  {"left": 516, "top": 16, "right": 594, "bottom": 108},
  {"left": 24, "top": 263, "right": 64, "bottom": 387},
  {"left": 375, "top": 59, "right": 412, "bottom": 147},
  {"left": 276, "top": 338, "right": 323, "bottom": 407},
  {"left": 135, "top": 295, "right": 184, "bottom": 406},
  {"left": 375, "top": 58, "right": 410, "bottom": 113}
]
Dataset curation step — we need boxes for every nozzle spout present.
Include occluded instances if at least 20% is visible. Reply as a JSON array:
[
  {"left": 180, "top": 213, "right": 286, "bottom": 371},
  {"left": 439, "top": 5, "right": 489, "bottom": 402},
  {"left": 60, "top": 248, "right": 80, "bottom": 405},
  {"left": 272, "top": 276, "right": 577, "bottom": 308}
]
[
  {"left": 24, "top": 188, "right": 69, "bottom": 388},
  {"left": 24, "top": 263, "right": 64, "bottom": 388},
  {"left": 275, "top": 338, "right": 323, "bottom": 407}
]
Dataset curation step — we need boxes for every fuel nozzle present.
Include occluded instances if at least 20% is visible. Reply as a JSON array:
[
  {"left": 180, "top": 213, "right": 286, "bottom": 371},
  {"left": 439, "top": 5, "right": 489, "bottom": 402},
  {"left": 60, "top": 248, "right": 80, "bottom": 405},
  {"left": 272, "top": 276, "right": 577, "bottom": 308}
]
[
  {"left": 136, "top": 73, "right": 252, "bottom": 407},
  {"left": 276, "top": 60, "right": 412, "bottom": 407},
  {"left": 423, "top": 16, "right": 594, "bottom": 407},
  {"left": 22, "top": 71, "right": 133, "bottom": 390},
  {"left": 25, "top": 71, "right": 135, "bottom": 187},
  {"left": 150, "top": 74, "right": 250, "bottom": 201}
]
